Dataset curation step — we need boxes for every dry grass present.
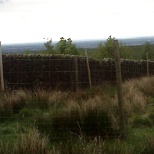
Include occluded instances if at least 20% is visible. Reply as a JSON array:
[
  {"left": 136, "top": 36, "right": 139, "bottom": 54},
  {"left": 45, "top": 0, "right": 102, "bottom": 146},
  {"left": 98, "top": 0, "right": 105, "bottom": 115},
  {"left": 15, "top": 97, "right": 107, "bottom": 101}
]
[
  {"left": 0, "top": 90, "right": 32, "bottom": 121},
  {"left": 35, "top": 93, "right": 119, "bottom": 139},
  {"left": 0, "top": 76, "right": 154, "bottom": 153},
  {"left": 1, "top": 131, "right": 154, "bottom": 154},
  {"left": 0, "top": 128, "right": 52, "bottom": 154},
  {"left": 0, "top": 90, "right": 70, "bottom": 116},
  {"left": 123, "top": 80, "right": 148, "bottom": 114},
  {"left": 121, "top": 76, "right": 154, "bottom": 127},
  {"left": 13, "top": 128, "right": 51, "bottom": 154},
  {"left": 0, "top": 76, "right": 153, "bottom": 127},
  {"left": 122, "top": 76, "right": 154, "bottom": 112},
  {"left": 50, "top": 137, "right": 105, "bottom": 154},
  {"left": 134, "top": 76, "right": 154, "bottom": 96}
]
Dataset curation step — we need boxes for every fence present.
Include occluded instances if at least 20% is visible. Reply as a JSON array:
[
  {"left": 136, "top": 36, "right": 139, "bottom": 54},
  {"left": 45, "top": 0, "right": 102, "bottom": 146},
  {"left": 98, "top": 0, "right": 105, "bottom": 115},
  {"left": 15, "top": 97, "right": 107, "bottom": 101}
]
[
  {"left": 2, "top": 54, "right": 154, "bottom": 90},
  {"left": 1, "top": 46, "right": 154, "bottom": 153}
]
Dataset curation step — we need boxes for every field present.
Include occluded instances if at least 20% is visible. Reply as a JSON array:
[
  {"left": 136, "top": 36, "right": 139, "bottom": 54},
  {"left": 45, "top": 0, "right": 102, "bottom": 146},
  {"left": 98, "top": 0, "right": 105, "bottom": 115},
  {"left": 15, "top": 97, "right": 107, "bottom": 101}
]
[{"left": 0, "top": 76, "right": 154, "bottom": 153}]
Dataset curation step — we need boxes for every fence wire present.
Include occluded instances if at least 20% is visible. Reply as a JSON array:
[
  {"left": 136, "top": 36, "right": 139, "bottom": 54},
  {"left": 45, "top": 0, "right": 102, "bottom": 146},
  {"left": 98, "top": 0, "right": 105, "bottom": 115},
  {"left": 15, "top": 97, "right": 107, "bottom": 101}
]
[
  {"left": 0, "top": 53, "right": 154, "bottom": 153},
  {"left": 2, "top": 54, "right": 154, "bottom": 90}
]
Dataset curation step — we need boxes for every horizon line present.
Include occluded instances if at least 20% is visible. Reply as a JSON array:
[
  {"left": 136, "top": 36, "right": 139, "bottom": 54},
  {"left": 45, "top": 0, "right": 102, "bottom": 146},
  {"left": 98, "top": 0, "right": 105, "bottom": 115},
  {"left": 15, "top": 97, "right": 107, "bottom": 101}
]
[{"left": 2, "top": 35, "right": 154, "bottom": 45}]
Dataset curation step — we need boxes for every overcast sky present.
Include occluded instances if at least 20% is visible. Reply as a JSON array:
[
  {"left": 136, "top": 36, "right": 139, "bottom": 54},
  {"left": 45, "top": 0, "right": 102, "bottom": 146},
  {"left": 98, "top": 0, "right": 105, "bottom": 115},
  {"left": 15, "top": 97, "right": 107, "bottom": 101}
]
[{"left": 0, "top": 0, "right": 154, "bottom": 44}]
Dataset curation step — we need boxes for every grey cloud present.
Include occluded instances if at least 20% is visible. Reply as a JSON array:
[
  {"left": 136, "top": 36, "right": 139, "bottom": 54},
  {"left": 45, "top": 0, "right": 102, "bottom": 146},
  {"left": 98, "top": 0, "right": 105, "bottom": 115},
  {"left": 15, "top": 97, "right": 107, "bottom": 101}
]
[{"left": 0, "top": 0, "right": 10, "bottom": 4}]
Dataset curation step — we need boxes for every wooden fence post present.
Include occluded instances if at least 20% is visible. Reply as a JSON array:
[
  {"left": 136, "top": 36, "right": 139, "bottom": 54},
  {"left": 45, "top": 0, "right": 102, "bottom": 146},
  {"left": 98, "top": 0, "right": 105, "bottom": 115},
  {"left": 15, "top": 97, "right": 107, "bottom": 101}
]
[
  {"left": 114, "top": 39, "right": 125, "bottom": 138},
  {"left": 146, "top": 52, "right": 149, "bottom": 77},
  {"left": 74, "top": 56, "right": 78, "bottom": 91},
  {"left": 0, "top": 41, "right": 4, "bottom": 92},
  {"left": 85, "top": 49, "right": 92, "bottom": 88}
]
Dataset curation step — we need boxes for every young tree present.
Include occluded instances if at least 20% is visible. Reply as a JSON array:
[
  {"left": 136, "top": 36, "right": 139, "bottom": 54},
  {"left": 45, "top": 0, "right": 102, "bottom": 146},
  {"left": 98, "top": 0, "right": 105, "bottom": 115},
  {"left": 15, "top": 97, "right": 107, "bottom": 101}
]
[
  {"left": 104, "top": 35, "right": 115, "bottom": 58},
  {"left": 97, "top": 35, "right": 115, "bottom": 58},
  {"left": 119, "top": 42, "right": 131, "bottom": 59},
  {"left": 141, "top": 42, "right": 153, "bottom": 60},
  {"left": 97, "top": 35, "right": 130, "bottom": 59},
  {"left": 55, "top": 37, "right": 79, "bottom": 55},
  {"left": 44, "top": 38, "right": 54, "bottom": 54}
]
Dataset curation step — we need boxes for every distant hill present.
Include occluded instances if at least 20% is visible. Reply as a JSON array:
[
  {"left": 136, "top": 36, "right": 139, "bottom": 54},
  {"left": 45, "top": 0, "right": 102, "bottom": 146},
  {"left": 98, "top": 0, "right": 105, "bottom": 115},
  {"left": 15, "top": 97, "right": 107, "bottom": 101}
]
[
  {"left": 2, "top": 43, "right": 46, "bottom": 53},
  {"left": 119, "top": 36, "right": 154, "bottom": 46},
  {"left": 2, "top": 36, "right": 154, "bottom": 53},
  {"left": 75, "top": 36, "right": 154, "bottom": 48}
]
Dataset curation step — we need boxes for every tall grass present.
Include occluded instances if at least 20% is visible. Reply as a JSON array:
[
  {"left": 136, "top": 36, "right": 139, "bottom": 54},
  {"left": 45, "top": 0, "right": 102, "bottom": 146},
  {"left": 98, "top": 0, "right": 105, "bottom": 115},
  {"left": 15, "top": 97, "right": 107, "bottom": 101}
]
[
  {"left": 0, "top": 90, "right": 70, "bottom": 121},
  {"left": 35, "top": 94, "right": 119, "bottom": 141},
  {"left": 0, "top": 128, "right": 52, "bottom": 154},
  {"left": 0, "top": 76, "right": 154, "bottom": 153},
  {"left": 122, "top": 76, "right": 154, "bottom": 127},
  {"left": 0, "top": 90, "right": 31, "bottom": 122},
  {"left": 2, "top": 133, "right": 154, "bottom": 154}
]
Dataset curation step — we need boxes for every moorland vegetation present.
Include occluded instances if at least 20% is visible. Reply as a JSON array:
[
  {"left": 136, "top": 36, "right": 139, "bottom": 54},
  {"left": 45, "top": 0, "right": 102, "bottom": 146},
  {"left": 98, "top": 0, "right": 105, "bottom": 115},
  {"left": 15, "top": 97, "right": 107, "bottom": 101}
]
[
  {"left": 1, "top": 35, "right": 154, "bottom": 153},
  {"left": 0, "top": 76, "right": 154, "bottom": 153}
]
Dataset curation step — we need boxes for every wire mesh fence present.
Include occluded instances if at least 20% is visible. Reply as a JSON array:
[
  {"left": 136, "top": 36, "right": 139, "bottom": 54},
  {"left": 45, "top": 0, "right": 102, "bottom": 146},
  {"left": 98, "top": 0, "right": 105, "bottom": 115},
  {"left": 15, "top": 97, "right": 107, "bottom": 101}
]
[
  {"left": 0, "top": 49, "right": 154, "bottom": 153},
  {"left": 2, "top": 54, "right": 154, "bottom": 90}
]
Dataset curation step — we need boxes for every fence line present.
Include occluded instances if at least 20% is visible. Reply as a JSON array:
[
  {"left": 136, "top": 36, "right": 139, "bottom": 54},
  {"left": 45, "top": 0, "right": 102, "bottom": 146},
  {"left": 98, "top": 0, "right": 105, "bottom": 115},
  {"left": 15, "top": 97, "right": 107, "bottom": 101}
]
[
  {"left": 1, "top": 47, "right": 154, "bottom": 152},
  {"left": 2, "top": 54, "right": 154, "bottom": 90},
  {"left": 147, "top": 52, "right": 149, "bottom": 77},
  {"left": 0, "top": 42, "right": 4, "bottom": 91}
]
